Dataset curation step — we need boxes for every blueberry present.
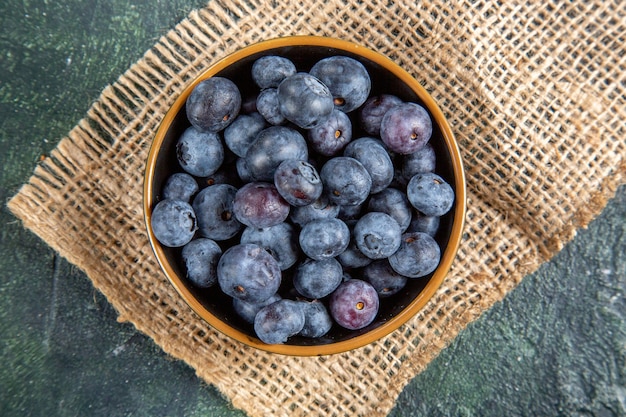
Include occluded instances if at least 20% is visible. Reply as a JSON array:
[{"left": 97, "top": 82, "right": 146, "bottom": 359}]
[
  {"left": 162, "top": 172, "right": 199, "bottom": 203},
  {"left": 320, "top": 157, "right": 372, "bottom": 206},
  {"left": 366, "top": 188, "right": 413, "bottom": 232},
  {"left": 353, "top": 212, "right": 402, "bottom": 259},
  {"left": 293, "top": 257, "right": 343, "bottom": 299},
  {"left": 289, "top": 194, "right": 340, "bottom": 227},
  {"left": 329, "top": 279, "right": 379, "bottom": 330},
  {"left": 223, "top": 112, "right": 267, "bottom": 157},
  {"left": 254, "top": 299, "right": 305, "bottom": 344},
  {"left": 299, "top": 300, "right": 333, "bottom": 338},
  {"left": 277, "top": 73, "right": 334, "bottom": 129},
  {"left": 240, "top": 222, "right": 299, "bottom": 270},
  {"left": 256, "top": 88, "right": 286, "bottom": 125},
  {"left": 406, "top": 211, "right": 440, "bottom": 237},
  {"left": 192, "top": 184, "right": 242, "bottom": 241},
  {"left": 336, "top": 228, "right": 372, "bottom": 269},
  {"left": 401, "top": 142, "right": 436, "bottom": 178},
  {"left": 217, "top": 243, "right": 282, "bottom": 303},
  {"left": 273, "top": 159, "right": 323, "bottom": 207},
  {"left": 181, "top": 238, "right": 222, "bottom": 288},
  {"left": 232, "top": 293, "right": 282, "bottom": 324},
  {"left": 244, "top": 126, "right": 308, "bottom": 181},
  {"left": 343, "top": 137, "right": 394, "bottom": 194},
  {"left": 233, "top": 182, "right": 290, "bottom": 228},
  {"left": 298, "top": 218, "right": 350, "bottom": 261},
  {"left": 362, "top": 259, "right": 408, "bottom": 297},
  {"left": 406, "top": 172, "right": 455, "bottom": 217},
  {"left": 337, "top": 202, "right": 364, "bottom": 223},
  {"left": 388, "top": 232, "right": 441, "bottom": 278},
  {"left": 389, "top": 166, "right": 410, "bottom": 190},
  {"left": 309, "top": 56, "right": 371, "bottom": 113},
  {"left": 186, "top": 77, "right": 241, "bottom": 132},
  {"left": 251, "top": 55, "right": 297, "bottom": 89},
  {"left": 359, "top": 94, "right": 403, "bottom": 136},
  {"left": 201, "top": 166, "right": 242, "bottom": 188},
  {"left": 176, "top": 127, "right": 224, "bottom": 177},
  {"left": 380, "top": 102, "right": 432, "bottom": 154},
  {"left": 236, "top": 157, "right": 254, "bottom": 183},
  {"left": 307, "top": 108, "right": 352, "bottom": 156},
  {"left": 241, "top": 94, "right": 259, "bottom": 114},
  {"left": 150, "top": 199, "right": 197, "bottom": 247}
]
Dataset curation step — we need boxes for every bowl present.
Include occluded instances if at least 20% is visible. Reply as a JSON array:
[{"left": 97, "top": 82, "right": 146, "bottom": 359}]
[{"left": 144, "top": 36, "right": 466, "bottom": 356}]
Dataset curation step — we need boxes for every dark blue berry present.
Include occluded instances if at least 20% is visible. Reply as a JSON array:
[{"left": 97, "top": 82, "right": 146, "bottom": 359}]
[
  {"left": 293, "top": 257, "right": 343, "bottom": 299},
  {"left": 181, "top": 238, "right": 222, "bottom": 288},
  {"left": 223, "top": 112, "right": 267, "bottom": 157},
  {"left": 254, "top": 299, "right": 305, "bottom": 344},
  {"left": 388, "top": 232, "right": 441, "bottom": 278},
  {"left": 307, "top": 108, "right": 352, "bottom": 156},
  {"left": 240, "top": 222, "right": 299, "bottom": 270},
  {"left": 186, "top": 77, "right": 241, "bottom": 132},
  {"left": 407, "top": 211, "right": 440, "bottom": 237},
  {"left": 380, "top": 102, "right": 432, "bottom": 154},
  {"left": 256, "top": 88, "right": 286, "bottom": 125},
  {"left": 241, "top": 94, "right": 259, "bottom": 114},
  {"left": 236, "top": 157, "right": 254, "bottom": 183},
  {"left": 277, "top": 73, "right": 334, "bottom": 129},
  {"left": 343, "top": 137, "right": 394, "bottom": 194},
  {"left": 251, "top": 55, "right": 297, "bottom": 89},
  {"left": 244, "top": 126, "right": 308, "bottom": 181},
  {"left": 320, "top": 157, "right": 372, "bottom": 206},
  {"left": 151, "top": 199, "right": 197, "bottom": 247},
  {"left": 298, "top": 218, "right": 350, "bottom": 261},
  {"left": 353, "top": 212, "right": 402, "bottom": 259},
  {"left": 366, "top": 188, "right": 413, "bottom": 232},
  {"left": 289, "top": 194, "right": 340, "bottom": 227},
  {"left": 162, "top": 172, "right": 199, "bottom": 203},
  {"left": 201, "top": 166, "right": 241, "bottom": 188},
  {"left": 217, "top": 243, "right": 282, "bottom": 303},
  {"left": 233, "top": 293, "right": 282, "bottom": 324},
  {"left": 299, "top": 300, "right": 333, "bottom": 338},
  {"left": 406, "top": 172, "right": 454, "bottom": 217},
  {"left": 337, "top": 202, "right": 364, "bottom": 223},
  {"left": 362, "top": 259, "right": 408, "bottom": 297},
  {"left": 359, "top": 94, "right": 403, "bottom": 136},
  {"left": 337, "top": 228, "right": 372, "bottom": 269},
  {"left": 402, "top": 142, "right": 436, "bottom": 179},
  {"left": 176, "top": 127, "right": 224, "bottom": 177},
  {"left": 192, "top": 184, "right": 242, "bottom": 241},
  {"left": 273, "top": 159, "right": 323, "bottom": 207},
  {"left": 309, "top": 56, "right": 371, "bottom": 113}
]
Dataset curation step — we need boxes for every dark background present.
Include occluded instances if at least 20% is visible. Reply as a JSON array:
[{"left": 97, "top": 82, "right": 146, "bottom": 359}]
[{"left": 1, "top": 1, "right": 624, "bottom": 416}]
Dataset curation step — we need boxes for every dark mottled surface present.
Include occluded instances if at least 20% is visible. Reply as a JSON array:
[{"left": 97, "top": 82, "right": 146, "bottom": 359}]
[{"left": 1, "top": 1, "right": 624, "bottom": 416}]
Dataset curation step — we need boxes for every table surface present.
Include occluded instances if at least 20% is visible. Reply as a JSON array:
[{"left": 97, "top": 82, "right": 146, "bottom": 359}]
[{"left": 2, "top": 1, "right": 625, "bottom": 416}]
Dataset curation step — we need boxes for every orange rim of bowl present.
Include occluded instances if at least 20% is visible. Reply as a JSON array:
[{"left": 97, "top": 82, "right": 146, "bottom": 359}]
[{"left": 144, "top": 35, "right": 466, "bottom": 356}]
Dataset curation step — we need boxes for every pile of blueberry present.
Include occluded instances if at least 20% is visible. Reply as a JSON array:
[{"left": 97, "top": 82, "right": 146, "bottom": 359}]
[{"left": 150, "top": 54, "right": 455, "bottom": 345}]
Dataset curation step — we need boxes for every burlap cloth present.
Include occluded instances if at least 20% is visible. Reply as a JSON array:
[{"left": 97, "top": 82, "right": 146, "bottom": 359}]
[{"left": 8, "top": 0, "right": 626, "bottom": 415}]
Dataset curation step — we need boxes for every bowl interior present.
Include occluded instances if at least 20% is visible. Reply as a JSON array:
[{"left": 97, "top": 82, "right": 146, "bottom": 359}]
[{"left": 145, "top": 37, "right": 465, "bottom": 355}]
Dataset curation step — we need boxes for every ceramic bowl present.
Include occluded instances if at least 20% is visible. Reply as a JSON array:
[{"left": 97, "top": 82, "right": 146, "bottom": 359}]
[{"left": 144, "top": 36, "right": 466, "bottom": 355}]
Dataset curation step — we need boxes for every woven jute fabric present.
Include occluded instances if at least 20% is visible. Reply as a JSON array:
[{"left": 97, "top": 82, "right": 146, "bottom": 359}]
[{"left": 8, "top": 0, "right": 626, "bottom": 415}]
